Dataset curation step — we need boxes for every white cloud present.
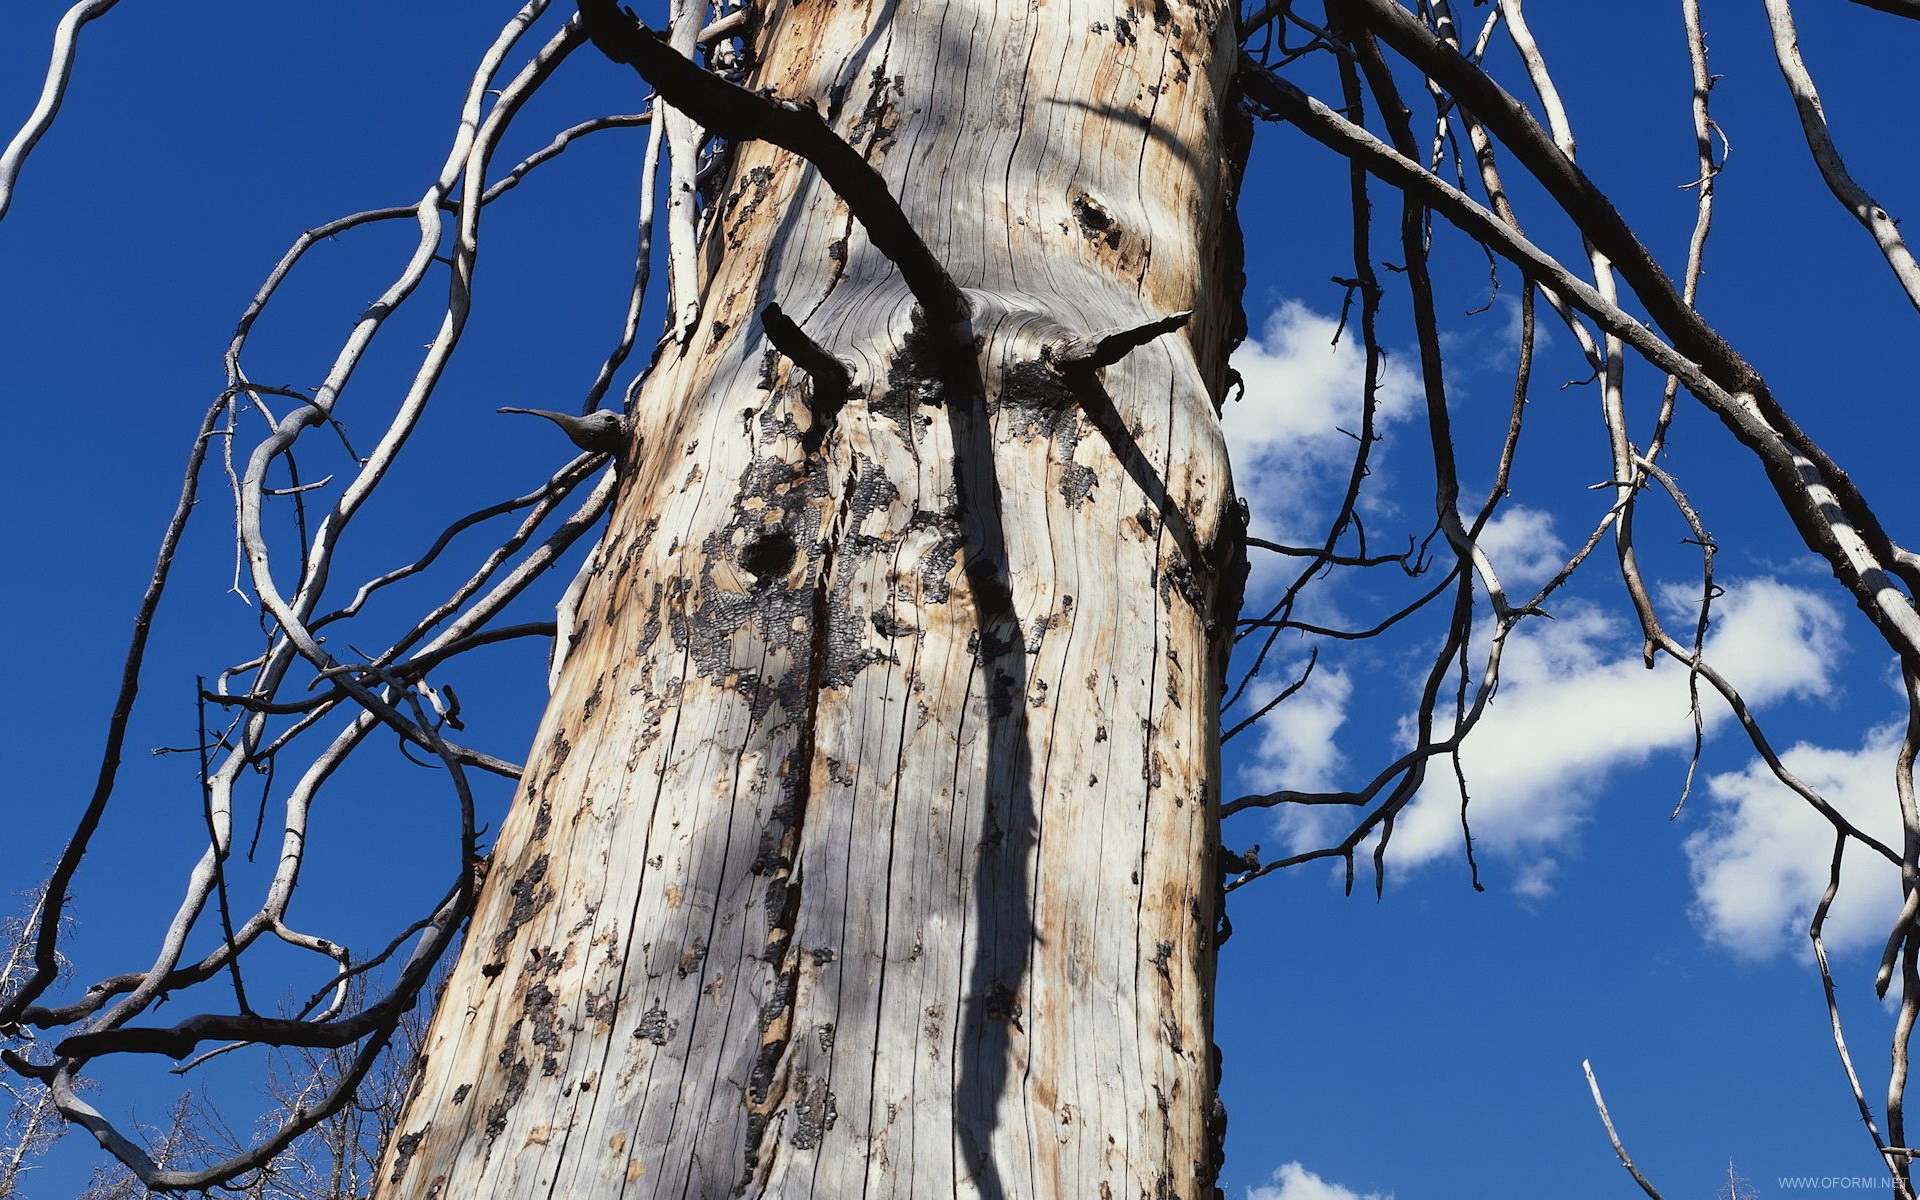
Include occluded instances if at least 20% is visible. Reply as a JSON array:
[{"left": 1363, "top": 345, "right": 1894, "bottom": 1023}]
[
  {"left": 1685, "top": 725, "right": 1905, "bottom": 959},
  {"left": 1470, "top": 505, "right": 1566, "bottom": 595},
  {"left": 1248, "top": 1162, "right": 1393, "bottom": 1200},
  {"left": 1249, "top": 578, "right": 1847, "bottom": 897},
  {"left": 1445, "top": 292, "right": 1552, "bottom": 370},
  {"left": 1223, "top": 302, "right": 1422, "bottom": 586},
  {"left": 1512, "top": 855, "right": 1560, "bottom": 902},
  {"left": 1241, "top": 661, "right": 1353, "bottom": 795},
  {"left": 1237, "top": 661, "right": 1355, "bottom": 853}
]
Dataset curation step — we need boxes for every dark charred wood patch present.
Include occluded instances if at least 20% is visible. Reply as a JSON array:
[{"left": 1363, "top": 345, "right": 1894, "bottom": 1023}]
[
  {"left": 788, "top": 1074, "right": 838, "bottom": 1149},
  {"left": 525, "top": 983, "right": 564, "bottom": 1075},
  {"left": 848, "top": 64, "right": 905, "bottom": 154},
  {"left": 873, "top": 330, "right": 948, "bottom": 428},
  {"left": 387, "top": 1129, "right": 425, "bottom": 1185},
  {"left": 490, "top": 855, "right": 552, "bottom": 956},
  {"left": 758, "top": 990, "right": 792, "bottom": 1033},
  {"left": 634, "top": 1004, "right": 675, "bottom": 1045},
  {"left": 871, "top": 608, "right": 917, "bottom": 638},
  {"left": 999, "top": 357, "right": 1077, "bottom": 422},
  {"left": 540, "top": 733, "right": 572, "bottom": 784},
  {"left": 748, "top": 1037, "right": 787, "bottom": 1104},
  {"left": 750, "top": 829, "right": 790, "bottom": 876},
  {"left": 724, "top": 164, "right": 777, "bottom": 249},
  {"left": 1059, "top": 462, "right": 1099, "bottom": 508},
  {"left": 909, "top": 507, "right": 967, "bottom": 603},
  {"left": 483, "top": 1054, "right": 530, "bottom": 1141},
  {"left": 741, "top": 1112, "right": 771, "bottom": 1182}
]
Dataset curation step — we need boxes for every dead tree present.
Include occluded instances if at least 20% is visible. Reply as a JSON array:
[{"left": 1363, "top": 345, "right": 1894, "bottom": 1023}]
[{"left": 4, "top": 0, "right": 1920, "bottom": 1196}]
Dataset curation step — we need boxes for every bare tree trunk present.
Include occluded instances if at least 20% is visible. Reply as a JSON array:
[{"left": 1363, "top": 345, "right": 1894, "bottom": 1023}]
[{"left": 377, "top": 0, "right": 1245, "bottom": 1193}]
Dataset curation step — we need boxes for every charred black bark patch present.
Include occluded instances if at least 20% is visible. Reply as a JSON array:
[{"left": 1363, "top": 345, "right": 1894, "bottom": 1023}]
[
  {"left": 908, "top": 507, "right": 968, "bottom": 603},
  {"left": 1160, "top": 555, "right": 1202, "bottom": 611},
  {"left": 525, "top": 982, "right": 564, "bottom": 1076},
  {"left": 482, "top": 1055, "right": 529, "bottom": 1141},
  {"left": 723, "top": 164, "right": 777, "bottom": 250},
  {"left": 672, "top": 456, "right": 827, "bottom": 725},
  {"left": 814, "top": 458, "right": 904, "bottom": 687},
  {"left": 490, "top": 855, "right": 552, "bottom": 956},
  {"left": 1058, "top": 462, "right": 1099, "bottom": 508},
  {"left": 871, "top": 330, "right": 947, "bottom": 431},
  {"left": 788, "top": 1074, "right": 838, "bottom": 1149},
  {"left": 1199, "top": 493, "right": 1248, "bottom": 678},
  {"left": 847, "top": 64, "right": 905, "bottom": 154},
  {"left": 386, "top": 1129, "right": 425, "bottom": 1185},
  {"left": 1003, "top": 359, "right": 1108, "bottom": 510},
  {"left": 634, "top": 1004, "right": 676, "bottom": 1045},
  {"left": 747, "top": 1037, "right": 786, "bottom": 1105},
  {"left": 999, "top": 358, "right": 1074, "bottom": 414}
]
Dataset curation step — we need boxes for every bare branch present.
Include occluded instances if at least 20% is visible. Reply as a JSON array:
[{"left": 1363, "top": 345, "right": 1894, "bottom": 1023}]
[
  {"left": 575, "top": 0, "right": 970, "bottom": 333},
  {"left": 1583, "top": 1060, "right": 1668, "bottom": 1200},
  {"left": 1762, "top": 0, "right": 1920, "bottom": 315},
  {"left": 0, "top": 0, "right": 121, "bottom": 223}
]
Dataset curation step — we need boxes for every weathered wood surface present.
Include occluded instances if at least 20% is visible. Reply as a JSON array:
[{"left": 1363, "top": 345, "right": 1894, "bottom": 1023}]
[{"left": 376, "top": 0, "right": 1245, "bottom": 1192}]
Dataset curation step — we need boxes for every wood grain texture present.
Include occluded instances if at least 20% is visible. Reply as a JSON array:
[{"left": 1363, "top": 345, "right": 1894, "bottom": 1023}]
[{"left": 377, "top": 0, "right": 1244, "bottom": 1193}]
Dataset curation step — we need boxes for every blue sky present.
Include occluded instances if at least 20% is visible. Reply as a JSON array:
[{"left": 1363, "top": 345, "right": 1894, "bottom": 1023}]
[{"left": 4, "top": 2, "right": 1919, "bottom": 1198}]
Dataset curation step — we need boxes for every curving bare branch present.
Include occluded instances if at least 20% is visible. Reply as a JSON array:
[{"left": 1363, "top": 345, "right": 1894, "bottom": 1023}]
[{"left": 0, "top": 0, "right": 121, "bottom": 223}]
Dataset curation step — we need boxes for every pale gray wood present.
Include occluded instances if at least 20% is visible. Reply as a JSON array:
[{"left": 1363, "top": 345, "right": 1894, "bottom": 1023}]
[{"left": 376, "top": 0, "right": 1243, "bottom": 1193}]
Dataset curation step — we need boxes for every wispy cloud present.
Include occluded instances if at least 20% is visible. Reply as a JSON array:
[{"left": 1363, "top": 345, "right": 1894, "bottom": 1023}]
[
  {"left": 1391, "top": 579, "right": 1844, "bottom": 874},
  {"left": 1223, "top": 302, "right": 1422, "bottom": 591},
  {"left": 1243, "top": 577, "right": 1850, "bottom": 899},
  {"left": 1471, "top": 505, "right": 1566, "bottom": 595},
  {"left": 1686, "top": 724, "right": 1905, "bottom": 959},
  {"left": 1248, "top": 1162, "right": 1394, "bottom": 1200},
  {"left": 1221, "top": 308, "right": 1901, "bottom": 959},
  {"left": 1240, "top": 660, "right": 1353, "bottom": 796}
]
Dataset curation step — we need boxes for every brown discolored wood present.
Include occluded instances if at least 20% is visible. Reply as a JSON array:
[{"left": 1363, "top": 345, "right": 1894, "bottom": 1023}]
[{"left": 376, "top": 0, "right": 1245, "bottom": 1194}]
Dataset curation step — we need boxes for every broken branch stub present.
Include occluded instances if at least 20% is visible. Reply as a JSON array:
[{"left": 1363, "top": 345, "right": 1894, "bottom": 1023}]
[
  {"left": 496, "top": 405, "right": 630, "bottom": 456},
  {"left": 1047, "top": 310, "right": 1195, "bottom": 386},
  {"left": 761, "top": 302, "right": 854, "bottom": 450}
]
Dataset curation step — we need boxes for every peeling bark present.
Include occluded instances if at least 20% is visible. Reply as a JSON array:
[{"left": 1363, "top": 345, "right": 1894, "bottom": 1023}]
[{"left": 376, "top": 0, "right": 1245, "bottom": 1193}]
